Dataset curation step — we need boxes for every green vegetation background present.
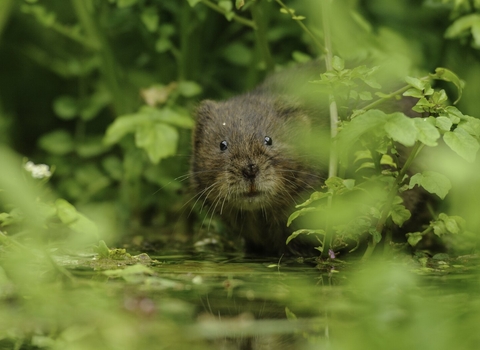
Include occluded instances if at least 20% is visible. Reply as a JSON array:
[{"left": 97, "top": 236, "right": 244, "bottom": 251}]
[{"left": 1, "top": 1, "right": 480, "bottom": 350}]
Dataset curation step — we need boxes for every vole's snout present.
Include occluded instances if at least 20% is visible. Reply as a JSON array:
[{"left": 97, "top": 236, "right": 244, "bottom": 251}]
[{"left": 242, "top": 163, "right": 259, "bottom": 180}]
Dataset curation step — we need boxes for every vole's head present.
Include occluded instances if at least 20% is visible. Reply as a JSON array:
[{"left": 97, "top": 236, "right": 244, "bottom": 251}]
[{"left": 190, "top": 93, "right": 323, "bottom": 213}]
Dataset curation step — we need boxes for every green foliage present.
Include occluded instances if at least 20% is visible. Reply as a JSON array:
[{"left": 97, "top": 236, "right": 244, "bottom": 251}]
[
  {"left": 104, "top": 105, "right": 194, "bottom": 164},
  {"left": 288, "top": 61, "right": 478, "bottom": 258}
]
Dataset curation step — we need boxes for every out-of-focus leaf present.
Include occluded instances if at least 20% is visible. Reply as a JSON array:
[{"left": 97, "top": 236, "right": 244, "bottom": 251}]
[
  {"left": 409, "top": 171, "right": 452, "bottom": 199},
  {"left": 38, "top": 130, "right": 74, "bottom": 155},
  {"left": 53, "top": 95, "right": 78, "bottom": 120},
  {"left": 384, "top": 112, "right": 417, "bottom": 147},
  {"left": 141, "top": 7, "right": 159, "bottom": 32},
  {"left": 135, "top": 123, "right": 178, "bottom": 164},
  {"left": 443, "top": 127, "right": 479, "bottom": 163}
]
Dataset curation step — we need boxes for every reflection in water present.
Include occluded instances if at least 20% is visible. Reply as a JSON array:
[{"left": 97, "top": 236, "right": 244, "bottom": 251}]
[
  {"left": 174, "top": 256, "right": 337, "bottom": 350},
  {"left": 151, "top": 253, "right": 480, "bottom": 350}
]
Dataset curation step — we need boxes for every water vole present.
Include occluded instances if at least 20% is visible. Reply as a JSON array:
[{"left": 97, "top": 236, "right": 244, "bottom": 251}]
[{"left": 190, "top": 73, "right": 329, "bottom": 256}]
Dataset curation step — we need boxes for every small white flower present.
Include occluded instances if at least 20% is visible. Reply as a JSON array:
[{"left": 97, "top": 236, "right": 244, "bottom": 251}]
[{"left": 24, "top": 161, "right": 52, "bottom": 179}]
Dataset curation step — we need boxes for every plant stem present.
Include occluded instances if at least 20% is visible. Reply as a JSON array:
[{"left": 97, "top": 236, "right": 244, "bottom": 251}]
[
  {"left": 71, "top": 0, "right": 127, "bottom": 115},
  {"left": 250, "top": 2, "right": 274, "bottom": 72},
  {"left": 360, "top": 76, "right": 431, "bottom": 113},
  {"left": 383, "top": 226, "right": 393, "bottom": 256},
  {"left": 178, "top": 2, "right": 191, "bottom": 80},
  {"left": 200, "top": 0, "right": 256, "bottom": 29},
  {"left": 275, "top": 0, "right": 325, "bottom": 53},
  {"left": 320, "top": 0, "right": 339, "bottom": 260}
]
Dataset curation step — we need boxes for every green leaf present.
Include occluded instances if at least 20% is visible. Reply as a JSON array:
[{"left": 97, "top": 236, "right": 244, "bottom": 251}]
[
  {"left": 431, "top": 213, "right": 465, "bottom": 237},
  {"left": 472, "top": 22, "right": 480, "bottom": 48},
  {"left": 431, "top": 90, "right": 448, "bottom": 104},
  {"left": 286, "top": 228, "right": 325, "bottom": 245},
  {"left": 409, "top": 171, "right": 452, "bottom": 199},
  {"left": 444, "top": 106, "right": 463, "bottom": 124},
  {"left": 460, "top": 115, "right": 480, "bottom": 137},
  {"left": 403, "top": 88, "right": 424, "bottom": 98},
  {"left": 358, "top": 91, "right": 373, "bottom": 101},
  {"left": 223, "top": 43, "right": 252, "bottom": 66},
  {"left": 79, "top": 89, "right": 111, "bottom": 121},
  {"left": 406, "top": 232, "right": 423, "bottom": 247},
  {"left": 53, "top": 95, "right": 78, "bottom": 120},
  {"left": 219, "top": 0, "right": 233, "bottom": 15},
  {"left": 285, "top": 307, "right": 297, "bottom": 321},
  {"left": 343, "top": 179, "right": 356, "bottom": 190},
  {"left": 432, "top": 220, "right": 447, "bottom": 237},
  {"left": 435, "top": 116, "right": 453, "bottom": 131},
  {"left": 287, "top": 207, "right": 318, "bottom": 227},
  {"left": 177, "top": 81, "right": 202, "bottom": 97},
  {"left": 293, "top": 15, "right": 306, "bottom": 21},
  {"left": 362, "top": 78, "right": 381, "bottom": 89},
  {"left": 104, "top": 114, "right": 146, "bottom": 145},
  {"left": 445, "top": 13, "right": 480, "bottom": 39},
  {"left": 135, "top": 123, "right": 178, "bottom": 164},
  {"left": 76, "top": 137, "right": 110, "bottom": 158},
  {"left": 143, "top": 106, "right": 194, "bottom": 128},
  {"left": 187, "top": 0, "right": 201, "bottom": 7},
  {"left": 95, "top": 240, "right": 110, "bottom": 258},
  {"left": 443, "top": 128, "right": 479, "bottom": 162},
  {"left": 295, "top": 191, "right": 329, "bottom": 208},
  {"left": 332, "top": 56, "right": 345, "bottom": 71},
  {"left": 38, "top": 130, "right": 74, "bottom": 155},
  {"left": 280, "top": 8, "right": 294, "bottom": 14},
  {"left": 412, "top": 97, "right": 432, "bottom": 113},
  {"left": 155, "top": 37, "right": 171, "bottom": 53},
  {"left": 292, "top": 51, "right": 312, "bottom": 63},
  {"left": 235, "top": 0, "right": 245, "bottom": 9},
  {"left": 413, "top": 118, "right": 440, "bottom": 147},
  {"left": 384, "top": 112, "right": 417, "bottom": 147},
  {"left": 55, "top": 199, "right": 99, "bottom": 237},
  {"left": 439, "top": 213, "right": 465, "bottom": 234},
  {"left": 338, "top": 109, "right": 387, "bottom": 149},
  {"left": 141, "top": 7, "right": 159, "bottom": 32},
  {"left": 405, "top": 76, "right": 426, "bottom": 90},
  {"left": 390, "top": 204, "right": 411, "bottom": 227},
  {"left": 104, "top": 107, "right": 192, "bottom": 146},
  {"left": 430, "top": 67, "right": 464, "bottom": 104},
  {"left": 102, "top": 156, "right": 123, "bottom": 181},
  {"left": 442, "top": 215, "right": 460, "bottom": 234}
]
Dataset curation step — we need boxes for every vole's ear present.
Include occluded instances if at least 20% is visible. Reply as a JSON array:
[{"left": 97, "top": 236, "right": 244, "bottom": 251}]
[{"left": 195, "top": 100, "right": 218, "bottom": 123}]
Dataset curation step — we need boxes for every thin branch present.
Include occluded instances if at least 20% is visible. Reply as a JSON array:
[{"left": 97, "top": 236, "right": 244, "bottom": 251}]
[
  {"left": 200, "top": 0, "right": 256, "bottom": 29},
  {"left": 250, "top": 2, "right": 274, "bottom": 72},
  {"left": 275, "top": 0, "right": 325, "bottom": 53},
  {"left": 360, "top": 76, "right": 431, "bottom": 113},
  {"left": 320, "top": 0, "right": 339, "bottom": 260}
]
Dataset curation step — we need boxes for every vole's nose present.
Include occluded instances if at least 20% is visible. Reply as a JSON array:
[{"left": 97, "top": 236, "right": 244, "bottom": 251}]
[{"left": 242, "top": 163, "right": 259, "bottom": 180}]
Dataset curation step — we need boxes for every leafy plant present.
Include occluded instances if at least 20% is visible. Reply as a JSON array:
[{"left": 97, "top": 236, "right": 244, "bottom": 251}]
[{"left": 287, "top": 56, "right": 478, "bottom": 258}]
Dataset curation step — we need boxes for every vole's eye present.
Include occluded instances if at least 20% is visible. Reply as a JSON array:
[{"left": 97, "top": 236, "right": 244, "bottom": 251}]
[
  {"left": 264, "top": 136, "right": 272, "bottom": 146},
  {"left": 220, "top": 140, "right": 228, "bottom": 151}
]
